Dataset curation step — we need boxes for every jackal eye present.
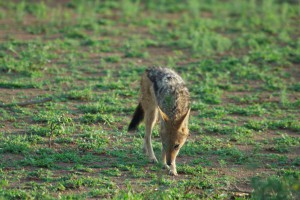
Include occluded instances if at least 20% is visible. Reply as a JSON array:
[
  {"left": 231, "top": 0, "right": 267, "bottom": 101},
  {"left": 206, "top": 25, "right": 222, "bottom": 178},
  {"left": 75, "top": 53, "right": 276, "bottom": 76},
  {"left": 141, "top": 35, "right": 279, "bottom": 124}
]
[{"left": 174, "top": 144, "right": 180, "bottom": 150}]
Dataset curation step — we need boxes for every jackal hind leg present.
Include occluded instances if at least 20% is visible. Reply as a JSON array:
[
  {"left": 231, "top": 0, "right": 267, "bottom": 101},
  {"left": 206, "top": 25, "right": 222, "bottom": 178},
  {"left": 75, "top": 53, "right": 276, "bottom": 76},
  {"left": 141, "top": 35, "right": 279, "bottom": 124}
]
[{"left": 144, "top": 109, "right": 158, "bottom": 163}]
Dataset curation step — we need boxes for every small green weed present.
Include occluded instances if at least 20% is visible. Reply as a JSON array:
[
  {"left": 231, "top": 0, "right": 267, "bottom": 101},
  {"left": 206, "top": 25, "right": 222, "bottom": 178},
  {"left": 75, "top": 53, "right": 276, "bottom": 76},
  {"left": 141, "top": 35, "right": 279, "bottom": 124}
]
[{"left": 47, "top": 114, "right": 73, "bottom": 148}]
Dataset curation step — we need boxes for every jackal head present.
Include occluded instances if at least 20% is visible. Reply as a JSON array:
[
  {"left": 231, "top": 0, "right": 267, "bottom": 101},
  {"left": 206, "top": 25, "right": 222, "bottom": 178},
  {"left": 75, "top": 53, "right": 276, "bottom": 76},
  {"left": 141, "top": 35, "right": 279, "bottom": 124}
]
[{"left": 158, "top": 107, "right": 190, "bottom": 166}]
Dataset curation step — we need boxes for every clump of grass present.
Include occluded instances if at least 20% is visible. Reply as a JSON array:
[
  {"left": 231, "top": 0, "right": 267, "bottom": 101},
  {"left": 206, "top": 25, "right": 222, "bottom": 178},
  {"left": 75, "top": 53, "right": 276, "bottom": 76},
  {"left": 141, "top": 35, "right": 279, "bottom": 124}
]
[
  {"left": 0, "top": 135, "right": 31, "bottom": 154},
  {"left": 80, "top": 113, "right": 114, "bottom": 125},
  {"left": 244, "top": 119, "right": 268, "bottom": 131},
  {"left": 0, "top": 81, "right": 36, "bottom": 89},
  {"left": 121, "top": 0, "right": 140, "bottom": 19},
  {"left": 27, "top": 169, "right": 53, "bottom": 181},
  {"left": 228, "top": 104, "right": 266, "bottom": 116},
  {"left": 66, "top": 88, "right": 94, "bottom": 101},
  {"left": 199, "top": 107, "right": 228, "bottom": 119},
  {"left": 271, "top": 134, "right": 300, "bottom": 153},
  {"left": 193, "top": 80, "right": 223, "bottom": 105},
  {"left": 268, "top": 119, "right": 300, "bottom": 132},
  {"left": 229, "top": 93, "right": 260, "bottom": 104},
  {"left": 104, "top": 55, "right": 121, "bottom": 63},
  {"left": 27, "top": 125, "right": 49, "bottom": 136},
  {"left": 216, "top": 146, "right": 247, "bottom": 164},
  {"left": 102, "top": 168, "right": 122, "bottom": 177},
  {"left": 191, "top": 30, "right": 232, "bottom": 56},
  {"left": 251, "top": 175, "right": 300, "bottom": 200},
  {"left": 122, "top": 37, "right": 149, "bottom": 58},
  {"left": 289, "top": 82, "right": 300, "bottom": 92},
  {"left": 123, "top": 44, "right": 149, "bottom": 58},
  {"left": 76, "top": 130, "right": 109, "bottom": 151},
  {"left": 0, "top": 41, "right": 54, "bottom": 76},
  {"left": 292, "top": 157, "right": 300, "bottom": 166},
  {"left": 61, "top": 174, "right": 116, "bottom": 189},
  {"left": 78, "top": 102, "right": 107, "bottom": 114}
]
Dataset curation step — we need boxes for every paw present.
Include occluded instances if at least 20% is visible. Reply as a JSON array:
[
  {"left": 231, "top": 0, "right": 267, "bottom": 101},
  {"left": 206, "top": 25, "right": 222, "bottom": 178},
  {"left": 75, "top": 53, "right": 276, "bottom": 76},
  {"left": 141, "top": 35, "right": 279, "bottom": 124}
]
[
  {"left": 143, "top": 146, "right": 148, "bottom": 155},
  {"left": 169, "top": 170, "right": 178, "bottom": 176},
  {"left": 150, "top": 157, "right": 158, "bottom": 163},
  {"left": 162, "top": 164, "right": 170, "bottom": 170},
  {"left": 168, "top": 165, "right": 178, "bottom": 176}
]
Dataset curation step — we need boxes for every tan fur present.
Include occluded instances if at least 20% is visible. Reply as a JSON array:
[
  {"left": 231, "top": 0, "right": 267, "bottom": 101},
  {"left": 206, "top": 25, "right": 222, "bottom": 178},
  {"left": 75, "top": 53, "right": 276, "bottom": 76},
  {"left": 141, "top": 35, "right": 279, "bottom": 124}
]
[{"left": 134, "top": 68, "right": 190, "bottom": 176}]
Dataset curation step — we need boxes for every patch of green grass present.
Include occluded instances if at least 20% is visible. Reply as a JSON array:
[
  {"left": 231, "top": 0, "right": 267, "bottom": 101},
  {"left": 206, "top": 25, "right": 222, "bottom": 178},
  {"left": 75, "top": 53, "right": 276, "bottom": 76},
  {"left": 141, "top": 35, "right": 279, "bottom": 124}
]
[
  {"left": 244, "top": 119, "right": 269, "bottom": 131},
  {"left": 216, "top": 146, "right": 247, "bottom": 164},
  {"left": 102, "top": 168, "right": 122, "bottom": 177},
  {"left": 0, "top": 0, "right": 299, "bottom": 198},
  {"left": 0, "top": 135, "right": 32, "bottom": 154},
  {"left": 123, "top": 38, "right": 149, "bottom": 58},
  {"left": 77, "top": 97, "right": 127, "bottom": 114},
  {"left": 80, "top": 113, "right": 115, "bottom": 125},
  {"left": 27, "top": 168, "right": 53, "bottom": 181},
  {"left": 0, "top": 41, "right": 55, "bottom": 76},
  {"left": 76, "top": 130, "right": 109, "bottom": 151},
  {"left": 251, "top": 175, "right": 300, "bottom": 200},
  {"left": 268, "top": 119, "right": 300, "bottom": 132},
  {"left": 0, "top": 81, "right": 37, "bottom": 89},
  {"left": 103, "top": 55, "right": 122, "bottom": 63},
  {"left": 194, "top": 84, "right": 223, "bottom": 104},
  {"left": 229, "top": 93, "right": 260, "bottom": 104},
  {"left": 121, "top": 0, "right": 141, "bottom": 19},
  {"left": 228, "top": 104, "right": 267, "bottom": 116},
  {"left": 292, "top": 157, "right": 300, "bottom": 167},
  {"left": 270, "top": 134, "right": 300, "bottom": 153},
  {"left": 65, "top": 88, "right": 94, "bottom": 101}
]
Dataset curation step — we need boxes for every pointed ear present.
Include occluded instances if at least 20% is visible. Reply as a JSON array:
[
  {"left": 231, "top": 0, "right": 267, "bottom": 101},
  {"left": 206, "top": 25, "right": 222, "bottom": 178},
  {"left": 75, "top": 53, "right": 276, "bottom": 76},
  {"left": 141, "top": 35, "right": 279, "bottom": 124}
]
[
  {"left": 158, "top": 107, "right": 169, "bottom": 122},
  {"left": 176, "top": 108, "right": 191, "bottom": 129}
]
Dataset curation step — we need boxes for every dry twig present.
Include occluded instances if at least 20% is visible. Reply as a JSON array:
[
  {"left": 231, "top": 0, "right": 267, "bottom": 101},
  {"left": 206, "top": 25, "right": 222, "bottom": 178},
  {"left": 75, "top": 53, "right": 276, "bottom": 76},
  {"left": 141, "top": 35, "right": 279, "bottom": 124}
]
[{"left": 0, "top": 97, "right": 53, "bottom": 107}]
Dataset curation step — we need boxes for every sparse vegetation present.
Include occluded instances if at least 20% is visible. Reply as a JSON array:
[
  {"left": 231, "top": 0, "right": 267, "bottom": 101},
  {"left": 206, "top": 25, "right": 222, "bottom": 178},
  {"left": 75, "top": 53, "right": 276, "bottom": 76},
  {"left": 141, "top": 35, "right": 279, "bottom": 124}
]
[{"left": 0, "top": 0, "right": 299, "bottom": 199}]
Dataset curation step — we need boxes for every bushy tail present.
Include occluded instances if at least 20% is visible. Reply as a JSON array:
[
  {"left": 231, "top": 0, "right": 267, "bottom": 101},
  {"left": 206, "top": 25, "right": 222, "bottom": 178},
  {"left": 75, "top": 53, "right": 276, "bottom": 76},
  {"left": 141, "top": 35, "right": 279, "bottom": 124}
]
[{"left": 128, "top": 103, "right": 144, "bottom": 132}]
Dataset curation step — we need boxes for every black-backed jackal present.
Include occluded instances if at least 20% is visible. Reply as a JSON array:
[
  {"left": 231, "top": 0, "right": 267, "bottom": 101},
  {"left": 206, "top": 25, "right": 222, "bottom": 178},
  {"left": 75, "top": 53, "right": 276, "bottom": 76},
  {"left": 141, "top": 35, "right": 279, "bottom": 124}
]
[{"left": 128, "top": 67, "right": 190, "bottom": 176}]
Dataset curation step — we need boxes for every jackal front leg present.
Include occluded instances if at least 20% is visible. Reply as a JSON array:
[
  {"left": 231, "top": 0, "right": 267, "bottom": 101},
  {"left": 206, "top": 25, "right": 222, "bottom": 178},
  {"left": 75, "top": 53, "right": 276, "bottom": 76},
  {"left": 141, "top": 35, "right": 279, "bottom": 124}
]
[
  {"left": 144, "top": 109, "right": 158, "bottom": 163},
  {"left": 162, "top": 149, "right": 169, "bottom": 169},
  {"left": 169, "top": 163, "right": 178, "bottom": 176},
  {"left": 162, "top": 149, "right": 177, "bottom": 176}
]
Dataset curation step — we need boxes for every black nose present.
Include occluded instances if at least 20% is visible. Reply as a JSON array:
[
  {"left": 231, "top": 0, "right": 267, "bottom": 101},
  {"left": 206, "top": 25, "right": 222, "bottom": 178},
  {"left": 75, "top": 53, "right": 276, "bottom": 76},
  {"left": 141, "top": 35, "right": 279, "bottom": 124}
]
[{"left": 167, "top": 161, "right": 171, "bottom": 166}]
